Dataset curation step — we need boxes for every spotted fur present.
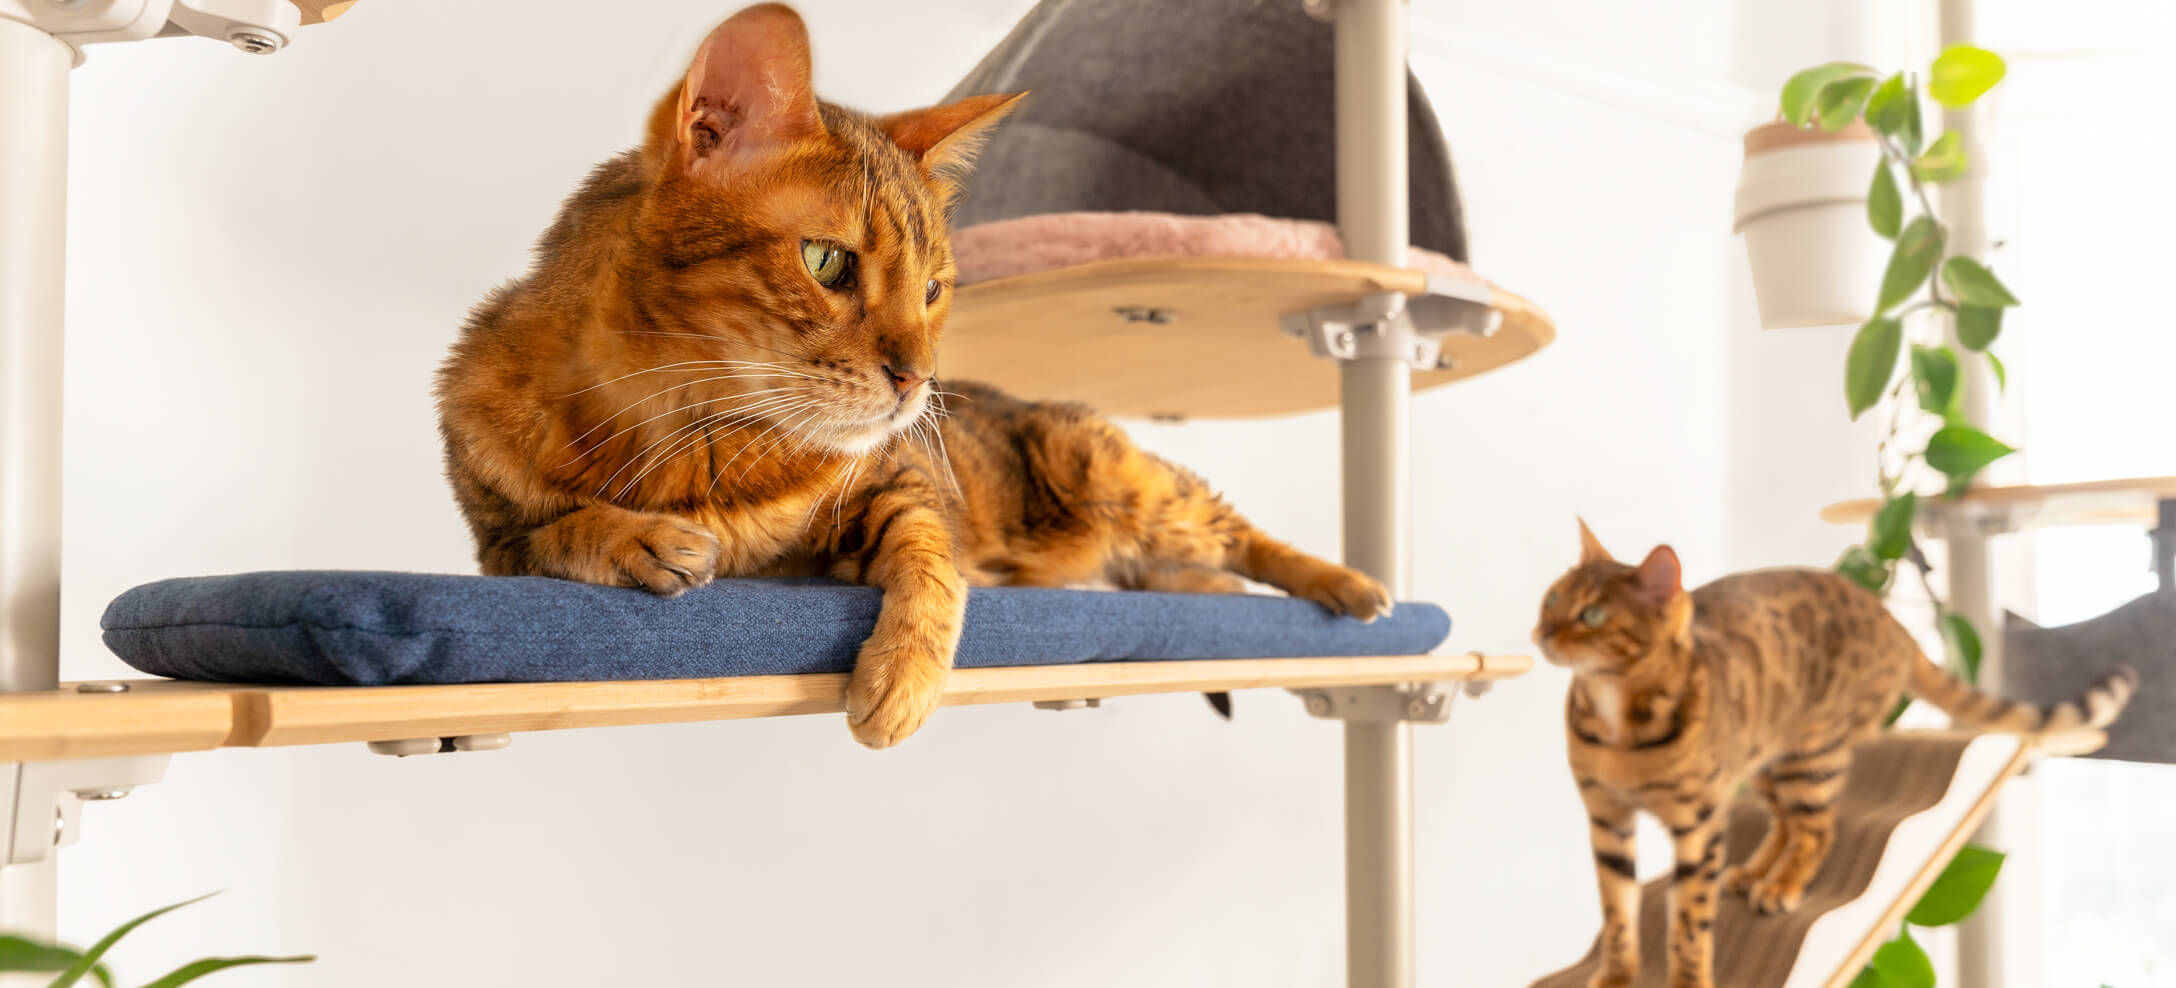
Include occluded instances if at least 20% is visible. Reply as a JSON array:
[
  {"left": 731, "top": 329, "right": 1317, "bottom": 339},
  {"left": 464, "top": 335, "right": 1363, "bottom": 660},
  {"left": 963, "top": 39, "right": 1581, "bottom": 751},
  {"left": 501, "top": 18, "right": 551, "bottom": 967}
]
[
  {"left": 1536, "top": 520, "right": 2137, "bottom": 988},
  {"left": 435, "top": 4, "right": 1389, "bottom": 749}
]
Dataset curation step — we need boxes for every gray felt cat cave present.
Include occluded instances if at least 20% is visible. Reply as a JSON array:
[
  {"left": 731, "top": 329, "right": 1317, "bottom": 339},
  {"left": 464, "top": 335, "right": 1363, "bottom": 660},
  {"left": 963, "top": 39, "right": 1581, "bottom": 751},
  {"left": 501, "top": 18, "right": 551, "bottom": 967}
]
[{"left": 933, "top": 0, "right": 1556, "bottom": 420}]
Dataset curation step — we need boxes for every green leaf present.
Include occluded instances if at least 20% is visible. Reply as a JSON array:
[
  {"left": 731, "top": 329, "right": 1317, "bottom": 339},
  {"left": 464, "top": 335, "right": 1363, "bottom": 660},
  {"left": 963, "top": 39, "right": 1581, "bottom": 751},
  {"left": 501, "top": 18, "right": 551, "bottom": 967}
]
[
  {"left": 1987, "top": 349, "right": 2007, "bottom": 390},
  {"left": 1930, "top": 45, "right": 2007, "bottom": 107},
  {"left": 136, "top": 955, "right": 316, "bottom": 988},
  {"left": 1911, "top": 345, "right": 1959, "bottom": 415},
  {"left": 1869, "top": 493, "right": 1918, "bottom": 561},
  {"left": 1908, "top": 845, "right": 2006, "bottom": 925},
  {"left": 1845, "top": 317, "right": 1903, "bottom": 419},
  {"left": 1925, "top": 425, "right": 2016, "bottom": 490},
  {"left": 1849, "top": 966, "right": 1886, "bottom": 988},
  {"left": 1942, "top": 257, "right": 2020, "bottom": 307},
  {"left": 1868, "top": 162, "right": 1902, "bottom": 239},
  {"left": 1835, "top": 544, "right": 1893, "bottom": 595},
  {"left": 1783, "top": 62, "right": 1877, "bottom": 126},
  {"left": 1912, "top": 131, "right": 1969, "bottom": 183},
  {"left": 1870, "top": 930, "right": 1937, "bottom": 988},
  {"left": 1957, "top": 304, "right": 2003, "bottom": 350},
  {"left": 1817, "top": 76, "right": 1877, "bottom": 132},
  {"left": 1869, "top": 75, "right": 1926, "bottom": 154},
  {"left": 0, "top": 937, "right": 114, "bottom": 988},
  {"left": 52, "top": 894, "right": 218, "bottom": 988},
  {"left": 1941, "top": 613, "right": 1985, "bottom": 684},
  {"left": 1883, "top": 694, "right": 1913, "bottom": 727},
  {"left": 1878, "top": 217, "right": 1944, "bottom": 311}
]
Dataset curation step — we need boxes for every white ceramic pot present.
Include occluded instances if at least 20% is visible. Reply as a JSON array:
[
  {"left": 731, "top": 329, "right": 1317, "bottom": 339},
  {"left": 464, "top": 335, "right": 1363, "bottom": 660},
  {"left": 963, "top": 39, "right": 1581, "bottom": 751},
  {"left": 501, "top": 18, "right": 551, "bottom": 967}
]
[{"left": 1733, "top": 121, "right": 1886, "bottom": 329}]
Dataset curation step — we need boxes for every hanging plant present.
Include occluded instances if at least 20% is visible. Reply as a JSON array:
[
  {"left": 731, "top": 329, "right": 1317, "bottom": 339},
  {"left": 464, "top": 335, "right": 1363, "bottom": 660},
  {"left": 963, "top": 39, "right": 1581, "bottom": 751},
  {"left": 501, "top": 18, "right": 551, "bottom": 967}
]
[{"left": 0, "top": 893, "right": 312, "bottom": 987}]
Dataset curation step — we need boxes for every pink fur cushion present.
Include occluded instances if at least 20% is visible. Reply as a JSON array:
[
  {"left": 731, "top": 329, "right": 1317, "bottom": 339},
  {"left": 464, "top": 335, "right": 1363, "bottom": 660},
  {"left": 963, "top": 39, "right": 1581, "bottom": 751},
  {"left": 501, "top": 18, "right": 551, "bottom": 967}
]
[{"left": 952, "top": 211, "right": 1474, "bottom": 285}]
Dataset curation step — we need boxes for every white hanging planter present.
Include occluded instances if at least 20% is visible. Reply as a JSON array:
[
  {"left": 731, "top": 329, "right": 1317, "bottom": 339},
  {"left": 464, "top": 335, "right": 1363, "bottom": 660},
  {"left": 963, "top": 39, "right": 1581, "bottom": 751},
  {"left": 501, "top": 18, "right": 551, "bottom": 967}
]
[{"left": 1734, "top": 121, "right": 1886, "bottom": 330}]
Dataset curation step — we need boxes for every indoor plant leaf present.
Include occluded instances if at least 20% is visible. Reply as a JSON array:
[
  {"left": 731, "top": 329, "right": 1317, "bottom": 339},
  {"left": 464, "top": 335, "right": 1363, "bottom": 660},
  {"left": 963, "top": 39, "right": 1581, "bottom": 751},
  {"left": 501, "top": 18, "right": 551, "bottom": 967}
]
[
  {"left": 1868, "top": 161, "right": 1903, "bottom": 239},
  {"left": 1941, "top": 257, "right": 2020, "bottom": 307},
  {"left": 1930, "top": 45, "right": 2007, "bottom": 107},
  {"left": 1941, "top": 613, "right": 1984, "bottom": 683},
  {"left": 1848, "top": 966, "right": 1887, "bottom": 988},
  {"left": 136, "top": 955, "right": 316, "bottom": 988},
  {"left": 1782, "top": 61, "right": 1876, "bottom": 126},
  {"left": 1911, "top": 131, "right": 1968, "bottom": 183},
  {"left": 0, "top": 937, "right": 114, "bottom": 988},
  {"left": 1957, "top": 304, "right": 2002, "bottom": 350},
  {"left": 1986, "top": 349, "right": 2007, "bottom": 390},
  {"left": 1907, "top": 845, "right": 2006, "bottom": 925},
  {"left": 1924, "top": 425, "right": 2015, "bottom": 490},
  {"left": 1845, "top": 316, "right": 1903, "bottom": 419},
  {"left": 1834, "top": 544, "right": 1892, "bottom": 594},
  {"left": 1869, "top": 493, "right": 1917, "bottom": 562},
  {"left": 50, "top": 894, "right": 218, "bottom": 988},
  {"left": 1816, "top": 76, "right": 1877, "bottom": 133},
  {"left": 1870, "top": 930, "right": 1937, "bottom": 988},
  {"left": 1910, "top": 345, "right": 1958, "bottom": 415},
  {"left": 1863, "top": 74, "right": 1925, "bottom": 154},
  {"left": 1878, "top": 217, "right": 1943, "bottom": 311}
]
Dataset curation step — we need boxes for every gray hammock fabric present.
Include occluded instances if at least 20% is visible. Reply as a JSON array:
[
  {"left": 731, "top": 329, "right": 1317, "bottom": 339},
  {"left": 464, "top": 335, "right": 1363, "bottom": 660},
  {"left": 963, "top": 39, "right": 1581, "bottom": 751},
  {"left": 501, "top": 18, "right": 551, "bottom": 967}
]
[
  {"left": 943, "top": 0, "right": 1469, "bottom": 262},
  {"left": 2004, "top": 590, "right": 2174, "bottom": 765}
]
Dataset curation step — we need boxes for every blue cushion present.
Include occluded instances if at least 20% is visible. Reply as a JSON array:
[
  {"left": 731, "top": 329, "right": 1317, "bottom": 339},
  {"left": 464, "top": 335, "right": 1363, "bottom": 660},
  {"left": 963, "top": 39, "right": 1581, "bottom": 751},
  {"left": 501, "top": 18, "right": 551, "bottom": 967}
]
[{"left": 101, "top": 571, "right": 1452, "bottom": 686}]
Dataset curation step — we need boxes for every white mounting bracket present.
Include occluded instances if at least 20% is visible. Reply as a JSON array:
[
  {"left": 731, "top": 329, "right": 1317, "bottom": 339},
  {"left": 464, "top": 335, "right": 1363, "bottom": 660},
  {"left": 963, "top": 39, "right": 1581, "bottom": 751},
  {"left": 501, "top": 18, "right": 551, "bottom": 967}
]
[
  {"left": 0, "top": 0, "right": 303, "bottom": 64},
  {"left": 366, "top": 733, "right": 514, "bottom": 757},
  {"left": 2, "top": 755, "right": 170, "bottom": 866},
  {"left": 1290, "top": 682, "right": 1455, "bottom": 724},
  {"left": 1280, "top": 274, "right": 1500, "bottom": 372}
]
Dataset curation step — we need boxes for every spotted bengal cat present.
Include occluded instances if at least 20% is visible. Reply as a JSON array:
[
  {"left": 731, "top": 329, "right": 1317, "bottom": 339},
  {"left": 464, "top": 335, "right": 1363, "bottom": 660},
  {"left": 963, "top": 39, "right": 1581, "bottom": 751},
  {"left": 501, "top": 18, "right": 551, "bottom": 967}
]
[
  {"left": 434, "top": 4, "right": 1389, "bottom": 749},
  {"left": 1534, "top": 521, "right": 2136, "bottom": 988}
]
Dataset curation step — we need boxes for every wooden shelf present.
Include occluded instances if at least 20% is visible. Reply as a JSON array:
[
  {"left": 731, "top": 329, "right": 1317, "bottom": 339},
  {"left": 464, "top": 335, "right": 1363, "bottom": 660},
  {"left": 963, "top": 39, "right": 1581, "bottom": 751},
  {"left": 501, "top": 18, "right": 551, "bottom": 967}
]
[
  {"left": 0, "top": 653, "right": 1530, "bottom": 761},
  {"left": 944, "top": 257, "right": 1554, "bottom": 419},
  {"left": 1821, "top": 476, "right": 2176, "bottom": 530},
  {"left": 292, "top": 0, "right": 357, "bottom": 24}
]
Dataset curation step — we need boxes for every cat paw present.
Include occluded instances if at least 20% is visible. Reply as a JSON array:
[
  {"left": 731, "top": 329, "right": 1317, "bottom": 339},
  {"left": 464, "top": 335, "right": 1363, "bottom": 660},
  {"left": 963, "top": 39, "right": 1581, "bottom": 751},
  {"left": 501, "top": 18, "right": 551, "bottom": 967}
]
[
  {"left": 1745, "top": 876, "right": 1806, "bottom": 916},
  {"left": 844, "top": 629, "right": 950, "bottom": 749},
  {"left": 1720, "top": 864, "right": 1760, "bottom": 897},
  {"left": 1294, "top": 565, "right": 1394, "bottom": 622},
  {"left": 618, "top": 517, "right": 720, "bottom": 597}
]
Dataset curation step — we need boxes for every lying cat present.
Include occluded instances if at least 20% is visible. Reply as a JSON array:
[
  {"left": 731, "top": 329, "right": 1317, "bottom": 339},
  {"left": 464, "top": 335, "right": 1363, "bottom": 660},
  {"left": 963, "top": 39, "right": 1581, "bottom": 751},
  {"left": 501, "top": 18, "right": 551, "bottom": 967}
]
[
  {"left": 1535, "top": 521, "right": 2135, "bottom": 988},
  {"left": 434, "top": 3, "right": 1388, "bottom": 748}
]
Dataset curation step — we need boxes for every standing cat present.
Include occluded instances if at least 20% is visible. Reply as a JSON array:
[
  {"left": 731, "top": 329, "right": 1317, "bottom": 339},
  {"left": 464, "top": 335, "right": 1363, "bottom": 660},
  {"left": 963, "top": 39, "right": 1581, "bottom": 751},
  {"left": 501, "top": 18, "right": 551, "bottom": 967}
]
[
  {"left": 1534, "top": 521, "right": 2135, "bottom": 988},
  {"left": 434, "top": 4, "right": 1389, "bottom": 749}
]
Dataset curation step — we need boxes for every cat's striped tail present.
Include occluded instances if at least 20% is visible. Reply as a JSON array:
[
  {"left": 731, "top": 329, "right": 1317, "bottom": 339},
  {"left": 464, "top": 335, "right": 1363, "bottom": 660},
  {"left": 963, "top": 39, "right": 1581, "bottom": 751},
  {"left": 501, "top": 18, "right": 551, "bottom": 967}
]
[{"left": 1907, "top": 657, "right": 2140, "bottom": 747}]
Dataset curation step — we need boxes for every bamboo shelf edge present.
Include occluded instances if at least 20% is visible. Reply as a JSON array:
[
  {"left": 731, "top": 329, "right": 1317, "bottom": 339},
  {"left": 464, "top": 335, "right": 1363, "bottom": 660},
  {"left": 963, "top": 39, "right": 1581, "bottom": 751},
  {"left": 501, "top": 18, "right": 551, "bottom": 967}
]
[
  {"left": 1819, "top": 476, "right": 2176, "bottom": 527},
  {"left": 293, "top": 0, "right": 356, "bottom": 25},
  {"left": 0, "top": 653, "right": 1532, "bottom": 761}
]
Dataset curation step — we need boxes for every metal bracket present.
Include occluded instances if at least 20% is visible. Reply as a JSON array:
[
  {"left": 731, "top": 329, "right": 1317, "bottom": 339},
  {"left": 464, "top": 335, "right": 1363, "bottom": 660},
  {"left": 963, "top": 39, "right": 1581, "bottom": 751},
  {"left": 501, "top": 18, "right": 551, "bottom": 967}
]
[
  {"left": 1279, "top": 274, "right": 1499, "bottom": 372},
  {"left": 1290, "top": 683, "right": 1455, "bottom": 724},
  {"left": 0, "top": 0, "right": 301, "bottom": 64},
  {"left": 3, "top": 754, "right": 170, "bottom": 866},
  {"left": 366, "top": 733, "right": 515, "bottom": 757},
  {"left": 1030, "top": 698, "right": 1102, "bottom": 711}
]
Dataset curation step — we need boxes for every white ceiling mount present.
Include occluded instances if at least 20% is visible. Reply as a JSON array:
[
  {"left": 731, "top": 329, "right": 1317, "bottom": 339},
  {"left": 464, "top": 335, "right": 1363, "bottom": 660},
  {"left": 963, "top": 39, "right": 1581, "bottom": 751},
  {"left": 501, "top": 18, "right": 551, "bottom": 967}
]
[{"left": 0, "top": 0, "right": 301, "bottom": 64}]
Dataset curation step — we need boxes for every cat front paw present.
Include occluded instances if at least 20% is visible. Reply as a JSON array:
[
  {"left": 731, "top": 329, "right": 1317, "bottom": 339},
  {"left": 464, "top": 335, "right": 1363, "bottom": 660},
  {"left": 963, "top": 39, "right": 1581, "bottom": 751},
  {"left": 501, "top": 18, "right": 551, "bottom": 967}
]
[
  {"left": 1294, "top": 565, "right": 1394, "bottom": 622},
  {"left": 1587, "top": 969, "right": 1635, "bottom": 988},
  {"left": 1746, "top": 875, "right": 1806, "bottom": 916},
  {"left": 845, "top": 628, "right": 950, "bottom": 749},
  {"left": 617, "top": 517, "right": 721, "bottom": 596}
]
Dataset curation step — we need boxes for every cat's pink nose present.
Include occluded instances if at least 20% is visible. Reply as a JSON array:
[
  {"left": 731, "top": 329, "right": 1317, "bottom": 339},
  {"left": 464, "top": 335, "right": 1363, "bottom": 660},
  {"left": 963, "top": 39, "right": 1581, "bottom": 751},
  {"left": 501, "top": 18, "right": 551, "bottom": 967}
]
[{"left": 882, "top": 364, "right": 927, "bottom": 397}]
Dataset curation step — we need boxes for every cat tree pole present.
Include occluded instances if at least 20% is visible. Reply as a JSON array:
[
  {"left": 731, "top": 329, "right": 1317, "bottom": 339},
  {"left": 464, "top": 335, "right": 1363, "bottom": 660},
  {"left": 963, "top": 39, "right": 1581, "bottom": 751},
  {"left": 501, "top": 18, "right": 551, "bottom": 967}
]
[{"left": 0, "top": 0, "right": 303, "bottom": 945}]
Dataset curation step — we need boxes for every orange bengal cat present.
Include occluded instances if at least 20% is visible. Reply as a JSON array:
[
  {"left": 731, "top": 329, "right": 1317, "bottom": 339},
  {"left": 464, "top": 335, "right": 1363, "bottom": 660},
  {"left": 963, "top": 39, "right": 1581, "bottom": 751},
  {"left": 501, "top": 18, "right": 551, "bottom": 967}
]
[
  {"left": 1536, "top": 521, "right": 2136, "bottom": 988},
  {"left": 435, "top": 4, "right": 1390, "bottom": 748}
]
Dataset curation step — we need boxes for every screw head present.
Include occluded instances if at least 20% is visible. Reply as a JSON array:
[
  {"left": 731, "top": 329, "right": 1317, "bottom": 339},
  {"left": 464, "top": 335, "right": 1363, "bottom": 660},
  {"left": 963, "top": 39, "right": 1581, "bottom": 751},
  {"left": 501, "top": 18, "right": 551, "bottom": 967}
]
[
  {"left": 230, "top": 31, "right": 280, "bottom": 54},
  {"left": 1305, "top": 694, "right": 1332, "bottom": 716},
  {"left": 75, "top": 788, "right": 131, "bottom": 801},
  {"left": 1335, "top": 330, "right": 1357, "bottom": 352},
  {"left": 76, "top": 682, "right": 128, "bottom": 693}
]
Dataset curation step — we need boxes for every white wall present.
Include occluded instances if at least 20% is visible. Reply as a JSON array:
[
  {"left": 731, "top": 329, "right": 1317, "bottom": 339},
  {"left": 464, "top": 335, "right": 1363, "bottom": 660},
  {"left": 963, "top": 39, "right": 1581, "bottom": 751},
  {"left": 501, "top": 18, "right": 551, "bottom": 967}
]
[{"left": 52, "top": 2, "right": 1798, "bottom": 984}]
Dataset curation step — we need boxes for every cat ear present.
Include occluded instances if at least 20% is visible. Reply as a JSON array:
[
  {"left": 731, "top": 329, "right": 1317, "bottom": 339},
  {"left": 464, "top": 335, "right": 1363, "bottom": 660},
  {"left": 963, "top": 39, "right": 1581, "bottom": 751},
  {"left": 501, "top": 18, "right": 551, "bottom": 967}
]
[
  {"left": 878, "top": 93, "right": 1025, "bottom": 188},
  {"left": 1577, "top": 517, "right": 1612, "bottom": 564},
  {"left": 1634, "top": 545, "right": 1683, "bottom": 604},
  {"left": 658, "top": 4, "right": 827, "bottom": 177}
]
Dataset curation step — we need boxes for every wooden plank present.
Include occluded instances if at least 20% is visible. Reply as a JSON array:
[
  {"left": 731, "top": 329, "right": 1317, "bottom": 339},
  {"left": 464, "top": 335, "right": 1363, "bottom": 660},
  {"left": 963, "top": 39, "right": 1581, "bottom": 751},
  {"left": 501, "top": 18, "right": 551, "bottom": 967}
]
[
  {"left": 1821, "top": 476, "right": 2176, "bottom": 528},
  {"left": 945, "top": 257, "right": 1555, "bottom": 419},
  {"left": 292, "top": 0, "right": 357, "bottom": 25},
  {"left": 0, "top": 654, "right": 1529, "bottom": 759}
]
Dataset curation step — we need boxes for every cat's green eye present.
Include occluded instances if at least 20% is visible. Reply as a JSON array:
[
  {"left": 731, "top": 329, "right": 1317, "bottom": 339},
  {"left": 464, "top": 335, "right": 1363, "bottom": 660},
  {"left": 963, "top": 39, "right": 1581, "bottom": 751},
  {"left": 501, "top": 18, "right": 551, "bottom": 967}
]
[
  {"left": 1580, "top": 605, "right": 1607, "bottom": 628},
  {"left": 801, "top": 240, "right": 851, "bottom": 288}
]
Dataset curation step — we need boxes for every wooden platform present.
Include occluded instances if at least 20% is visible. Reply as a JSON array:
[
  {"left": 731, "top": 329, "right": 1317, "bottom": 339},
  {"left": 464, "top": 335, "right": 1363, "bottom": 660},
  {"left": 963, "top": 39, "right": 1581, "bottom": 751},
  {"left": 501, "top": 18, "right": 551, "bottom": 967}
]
[
  {"left": 0, "top": 653, "right": 1530, "bottom": 761},
  {"left": 1821, "top": 476, "right": 2176, "bottom": 530},
  {"left": 944, "top": 257, "right": 1555, "bottom": 419}
]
